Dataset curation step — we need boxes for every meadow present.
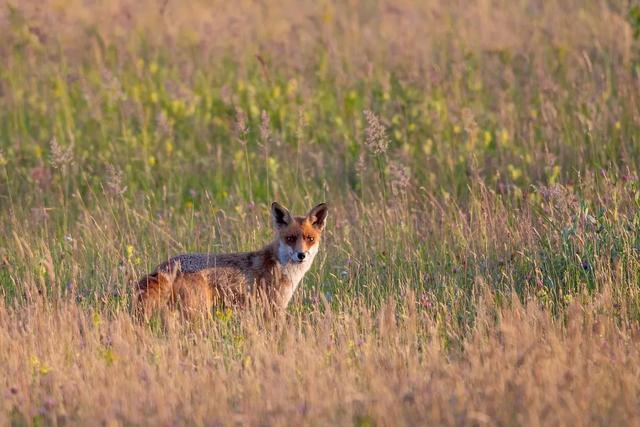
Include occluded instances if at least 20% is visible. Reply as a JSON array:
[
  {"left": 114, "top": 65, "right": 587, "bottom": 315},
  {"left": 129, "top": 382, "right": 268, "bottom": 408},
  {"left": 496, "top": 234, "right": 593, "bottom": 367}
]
[{"left": 1, "top": 0, "right": 640, "bottom": 425}]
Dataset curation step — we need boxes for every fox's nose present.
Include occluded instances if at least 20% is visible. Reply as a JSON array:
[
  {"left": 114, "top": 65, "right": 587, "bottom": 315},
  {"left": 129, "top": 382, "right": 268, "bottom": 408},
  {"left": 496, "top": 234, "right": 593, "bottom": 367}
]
[{"left": 297, "top": 252, "right": 306, "bottom": 261}]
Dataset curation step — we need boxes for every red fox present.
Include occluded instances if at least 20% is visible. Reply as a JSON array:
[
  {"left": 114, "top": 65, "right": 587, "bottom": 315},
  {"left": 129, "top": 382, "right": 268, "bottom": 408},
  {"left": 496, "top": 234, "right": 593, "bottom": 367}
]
[{"left": 135, "top": 202, "right": 328, "bottom": 319}]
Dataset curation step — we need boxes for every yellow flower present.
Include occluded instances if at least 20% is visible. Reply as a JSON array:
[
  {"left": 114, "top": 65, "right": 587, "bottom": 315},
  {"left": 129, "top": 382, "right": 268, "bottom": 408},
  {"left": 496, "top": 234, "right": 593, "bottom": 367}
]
[
  {"left": 30, "top": 356, "right": 51, "bottom": 375},
  {"left": 126, "top": 245, "right": 135, "bottom": 260},
  {"left": 453, "top": 125, "right": 462, "bottom": 134},
  {"left": 513, "top": 187, "right": 523, "bottom": 200},
  {"left": 184, "top": 201, "right": 194, "bottom": 210},
  {"left": 215, "top": 308, "right": 233, "bottom": 322},
  {"left": 500, "top": 129, "right": 509, "bottom": 145},
  {"left": 614, "top": 121, "right": 622, "bottom": 131},
  {"left": 422, "top": 138, "right": 433, "bottom": 155},
  {"left": 507, "top": 164, "right": 522, "bottom": 181},
  {"left": 149, "top": 62, "right": 159, "bottom": 75},
  {"left": 286, "top": 79, "right": 298, "bottom": 96},
  {"left": 549, "top": 165, "right": 561, "bottom": 185},
  {"left": 165, "top": 141, "right": 174, "bottom": 155},
  {"left": 483, "top": 131, "right": 492, "bottom": 146},
  {"left": 92, "top": 312, "right": 102, "bottom": 327},
  {"left": 243, "top": 355, "right": 252, "bottom": 368},
  {"left": 249, "top": 104, "right": 260, "bottom": 118},
  {"left": 564, "top": 294, "right": 573, "bottom": 304},
  {"left": 102, "top": 348, "right": 117, "bottom": 366},
  {"left": 148, "top": 155, "right": 157, "bottom": 167},
  {"left": 30, "top": 355, "right": 40, "bottom": 368}
]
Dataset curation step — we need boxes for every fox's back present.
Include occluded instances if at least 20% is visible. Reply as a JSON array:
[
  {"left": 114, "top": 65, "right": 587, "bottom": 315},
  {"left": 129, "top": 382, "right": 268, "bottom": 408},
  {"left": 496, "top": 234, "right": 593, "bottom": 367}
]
[{"left": 156, "top": 252, "right": 257, "bottom": 274}]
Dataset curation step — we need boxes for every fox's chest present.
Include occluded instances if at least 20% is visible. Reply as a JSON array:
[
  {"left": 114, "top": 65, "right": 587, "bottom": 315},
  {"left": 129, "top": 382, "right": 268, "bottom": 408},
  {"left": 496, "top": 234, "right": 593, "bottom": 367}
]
[{"left": 278, "top": 263, "right": 310, "bottom": 306}]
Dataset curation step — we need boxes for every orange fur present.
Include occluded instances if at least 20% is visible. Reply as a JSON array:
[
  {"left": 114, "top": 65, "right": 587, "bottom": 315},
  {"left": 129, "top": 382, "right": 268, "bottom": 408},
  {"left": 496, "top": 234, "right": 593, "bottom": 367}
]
[{"left": 135, "top": 202, "right": 328, "bottom": 320}]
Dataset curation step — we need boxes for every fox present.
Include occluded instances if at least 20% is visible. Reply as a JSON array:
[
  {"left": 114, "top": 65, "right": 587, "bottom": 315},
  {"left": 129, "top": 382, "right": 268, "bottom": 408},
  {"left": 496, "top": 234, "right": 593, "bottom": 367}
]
[{"left": 135, "top": 202, "right": 328, "bottom": 320}]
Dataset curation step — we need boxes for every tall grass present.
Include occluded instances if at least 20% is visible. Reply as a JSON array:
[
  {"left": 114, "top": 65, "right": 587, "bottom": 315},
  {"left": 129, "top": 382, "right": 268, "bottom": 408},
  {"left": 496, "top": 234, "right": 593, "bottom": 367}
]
[{"left": 1, "top": 0, "right": 640, "bottom": 424}]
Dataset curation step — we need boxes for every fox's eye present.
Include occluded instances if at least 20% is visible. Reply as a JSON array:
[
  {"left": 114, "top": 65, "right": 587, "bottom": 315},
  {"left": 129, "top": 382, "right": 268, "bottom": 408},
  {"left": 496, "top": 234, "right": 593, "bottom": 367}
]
[
  {"left": 306, "top": 236, "right": 315, "bottom": 243},
  {"left": 286, "top": 236, "right": 296, "bottom": 243}
]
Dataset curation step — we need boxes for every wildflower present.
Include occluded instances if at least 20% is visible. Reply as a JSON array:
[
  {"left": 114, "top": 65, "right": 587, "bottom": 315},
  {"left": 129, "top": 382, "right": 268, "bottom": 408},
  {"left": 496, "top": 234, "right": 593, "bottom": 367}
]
[
  {"left": 614, "top": 121, "right": 622, "bottom": 131},
  {"left": 483, "top": 131, "right": 492, "bottom": 146},
  {"left": 165, "top": 141, "right": 174, "bottom": 155},
  {"left": 156, "top": 111, "right": 173, "bottom": 139},
  {"left": 105, "top": 164, "right": 126, "bottom": 196},
  {"left": 220, "top": 84, "right": 232, "bottom": 105},
  {"left": 286, "top": 78, "right": 298, "bottom": 96},
  {"left": 92, "top": 312, "right": 102, "bottom": 327},
  {"left": 422, "top": 138, "right": 433, "bottom": 155},
  {"left": 507, "top": 164, "right": 522, "bottom": 181},
  {"left": 235, "top": 107, "right": 248, "bottom": 144},
  {"left": 30, "top": 356, "right": 51, "bottom": 375},
  {"left": 102, "top": 348, "right": 117, "bottom": 366},
  {"left": 101, "top": 69, "right": 124, "bottom": 100},
  {"left": 500, "top": 129, "right": 509, "bottom": 145},
  {"left": 49, "top": 137, "right": 74, "bottom": 171},
  {"left": 461, "top": 108, "right": 478, "bottom": 136},
  {"left": 363, "top": 110, "right": 389, "bottom": 154},
  {"left": 418, "top": 292, "right": 434, "bottom": 310},
  {"left": 260, "top": 110, "right": 271, "bottom": 143},
  {"left": 296, "top": 109, "right": 307, "bottom": 142},
  {"left": 389, "top": 161, "right": 411, "bottom": 196},
  {"left": 215, "top": 308, "right": 233, "bottom": 322}
]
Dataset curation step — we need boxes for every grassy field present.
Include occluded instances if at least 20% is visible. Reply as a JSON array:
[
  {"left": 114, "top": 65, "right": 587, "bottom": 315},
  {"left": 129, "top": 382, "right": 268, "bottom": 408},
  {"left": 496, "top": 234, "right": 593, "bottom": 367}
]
[{"left": 1, "top": 0, "right": 640, "bottom": 424}]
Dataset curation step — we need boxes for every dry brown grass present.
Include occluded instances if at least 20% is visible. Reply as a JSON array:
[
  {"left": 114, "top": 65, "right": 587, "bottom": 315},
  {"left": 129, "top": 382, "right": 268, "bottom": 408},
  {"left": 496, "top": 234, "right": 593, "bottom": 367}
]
[{"left": 1, "top": 288, "right": 639, "bottom": 426}]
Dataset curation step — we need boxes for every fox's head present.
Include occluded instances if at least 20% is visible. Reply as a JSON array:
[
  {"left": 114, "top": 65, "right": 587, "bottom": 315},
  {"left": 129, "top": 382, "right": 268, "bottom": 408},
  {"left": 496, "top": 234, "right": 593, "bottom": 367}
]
[{"left": 271, "top": 202, "right": 328, "bottom": 265}]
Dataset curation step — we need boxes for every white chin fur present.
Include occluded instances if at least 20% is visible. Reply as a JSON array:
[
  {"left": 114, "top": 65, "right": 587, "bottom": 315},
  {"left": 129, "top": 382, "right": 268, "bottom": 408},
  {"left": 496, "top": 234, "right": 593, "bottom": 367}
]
[{"left": 278, "top": 241, "right": 318, "bottom": 265}]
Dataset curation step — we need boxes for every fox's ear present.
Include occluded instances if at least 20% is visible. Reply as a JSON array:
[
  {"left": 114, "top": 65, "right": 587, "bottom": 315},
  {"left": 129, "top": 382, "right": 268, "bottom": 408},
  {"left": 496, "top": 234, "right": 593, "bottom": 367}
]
[
  {"left": 271, "top": 202, "right": 293, "bottom": 229},
  {"left": 308, "top": 203, "right": 328, "bottom": 230}
]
